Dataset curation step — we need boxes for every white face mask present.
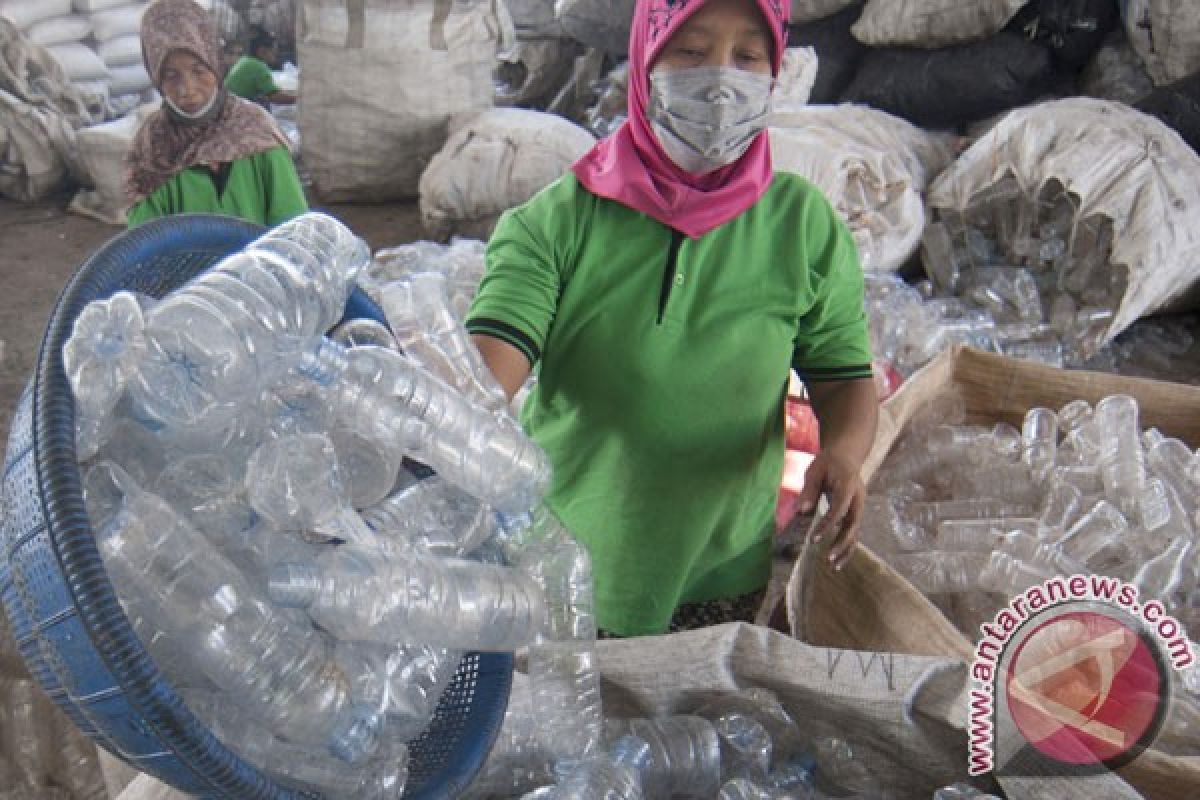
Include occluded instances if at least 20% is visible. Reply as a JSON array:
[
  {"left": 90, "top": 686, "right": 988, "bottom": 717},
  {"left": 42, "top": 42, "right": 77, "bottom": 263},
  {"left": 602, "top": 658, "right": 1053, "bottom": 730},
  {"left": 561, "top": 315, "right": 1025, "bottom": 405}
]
[
  {"left": 647, "top": 65, "right": 774, "bottom": 174},
  {"left": 164, "top": 88, "right": 222, "bottom": 124}
]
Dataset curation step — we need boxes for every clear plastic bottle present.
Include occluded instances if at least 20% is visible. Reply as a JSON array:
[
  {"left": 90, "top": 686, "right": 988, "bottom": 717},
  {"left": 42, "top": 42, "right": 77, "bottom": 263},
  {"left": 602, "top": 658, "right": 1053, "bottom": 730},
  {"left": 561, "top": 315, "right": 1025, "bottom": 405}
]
[
  {"left": 1147, "top": 438, "right": 1200, "bottom": 518},
  {"left": 362, "top": 476, "right": 495, "bottom": 558},
  {"left": 128, "top": 213, "right": 370, "bottom": 432},
  {"left": 1021, "top": 407, "right": 1058, "bottom": 478},
  {"left": 0, "top": 678, "right": 52, "bottom": 789},
  {"left": 906, "top": 499, "right": 1035, "bottom": 531},
  {"left": 527, "top": 639, "right": 606, "bottom": 767},
  {"left": 91, "top": 463, "right": 379, "bottom": 763},
  {"left": 1094, "top": 395, "right": 1146, "bottom": 512},
  {"left": 716, "top": 712, "right": 772, "bottom": 782},
  {"left": 296, "top": 338, "right": 549, "bottom": 514},
  {"left": 184, "top": 687, "right": 410, "bottom": 799},
  {"left": 890, "top": 551, "right": 1052, "bottom": 595},
  {"left": 62, "top": 290, "right": 149, "bottom": 458},
  {"left": 464, "top": 673, "right": 556, "bottom": 798},
  {"left": 608, "top": 716, "right": 721, "bottom": 799},
  {"left": 716, "top": 779, "right": 776, "bottom": 800},
  {"left": 1038, "top": 482, "right": 1083, "bottom": 538},
  {"left": 268, "top": 544, "right": 547, "bottom": 652},
  {"left": 1056, "top": 500, "right": 1129, "bottom": 563},
  {"left": 330, "top": 317, "right": 399, "bottom": 350},
  {"left": 381, "top": 273, "right": 509, "bottom": 412},
  {"left": 1133, "top": 537, "right": 1193, "bottom": 602},
  {"left": 554, "top": 735, "right": 652, "bottom": 800}
]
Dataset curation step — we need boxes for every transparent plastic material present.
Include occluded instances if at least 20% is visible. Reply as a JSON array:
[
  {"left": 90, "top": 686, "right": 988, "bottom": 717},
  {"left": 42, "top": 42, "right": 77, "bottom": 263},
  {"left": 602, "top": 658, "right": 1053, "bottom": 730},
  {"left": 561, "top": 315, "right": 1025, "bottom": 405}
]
[
  {"left": 553, "top": 735, "right": 652, "bottom": 800},
  {"left": 297, "top": 338, "right": 550, "bottom": 514},
  {"left": 363, "top": 476, "right": 495, "bottom": 558},
  {"left": 607, "top": 716, "right": 722, "bottom": 799},
  {"left": 90, "top": 463, "right": 381, "bottom": 764},
  {"left": 268, "top": 545, "right": 548, "bottom": 652}
]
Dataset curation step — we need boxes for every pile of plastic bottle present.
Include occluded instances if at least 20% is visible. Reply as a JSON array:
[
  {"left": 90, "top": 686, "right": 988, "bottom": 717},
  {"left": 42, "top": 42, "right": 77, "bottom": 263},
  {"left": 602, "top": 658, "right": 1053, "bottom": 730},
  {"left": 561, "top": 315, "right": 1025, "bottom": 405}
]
[
  {"left": 869, "top": 176, "right": 1198, "bottom": 381},
  {"left": 863, "top": 394, "right": 1200, "bottom": 756},
  {"left": 64, "top": 213, "right": 599, "bottom": 798}
]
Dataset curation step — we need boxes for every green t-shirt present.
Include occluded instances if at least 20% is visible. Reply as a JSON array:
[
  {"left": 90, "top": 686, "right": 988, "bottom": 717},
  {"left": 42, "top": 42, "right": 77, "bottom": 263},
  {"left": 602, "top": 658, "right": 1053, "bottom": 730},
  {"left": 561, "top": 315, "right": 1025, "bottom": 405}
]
[
  {"left": 127, "top": 146, "right": 307, "bottom": 229},
  {"left": 224, "top": 56, "right": 279, "bottom": 101},
  {"left": 466, "top": 172, "right": 873, "bottom": 636}
]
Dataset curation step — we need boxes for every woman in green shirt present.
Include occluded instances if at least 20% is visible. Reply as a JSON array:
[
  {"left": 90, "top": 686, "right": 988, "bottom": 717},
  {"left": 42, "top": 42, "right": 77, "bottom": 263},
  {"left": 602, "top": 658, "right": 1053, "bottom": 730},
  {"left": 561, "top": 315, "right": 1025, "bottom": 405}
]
[
  {"left": 124, "top": 0, "right": 306, "bottom": 228},
  {"left": 468, "top": 0, "right": 880, "bottom": 637}
]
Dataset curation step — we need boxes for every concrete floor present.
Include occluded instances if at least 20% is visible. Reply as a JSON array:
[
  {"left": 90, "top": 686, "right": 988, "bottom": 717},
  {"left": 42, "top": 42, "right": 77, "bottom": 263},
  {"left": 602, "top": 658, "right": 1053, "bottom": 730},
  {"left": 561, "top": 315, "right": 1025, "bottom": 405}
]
[{"left": 0, "top": 194, "right": 425, "bottom": 446}]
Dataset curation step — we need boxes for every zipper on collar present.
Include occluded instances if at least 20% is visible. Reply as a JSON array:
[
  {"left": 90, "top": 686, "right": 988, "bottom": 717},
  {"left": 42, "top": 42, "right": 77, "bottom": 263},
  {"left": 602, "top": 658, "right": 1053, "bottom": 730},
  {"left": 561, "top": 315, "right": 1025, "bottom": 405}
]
[{"left": 656, "top": 229, "right": 685, "bottom": 325}]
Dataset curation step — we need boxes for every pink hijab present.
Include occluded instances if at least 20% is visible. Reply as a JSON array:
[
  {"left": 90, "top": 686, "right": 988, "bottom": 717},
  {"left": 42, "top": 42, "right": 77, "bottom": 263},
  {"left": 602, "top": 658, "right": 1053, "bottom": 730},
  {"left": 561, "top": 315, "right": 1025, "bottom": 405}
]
[{"left": 572, "top": 0, "right": 788, "bottom": 239}]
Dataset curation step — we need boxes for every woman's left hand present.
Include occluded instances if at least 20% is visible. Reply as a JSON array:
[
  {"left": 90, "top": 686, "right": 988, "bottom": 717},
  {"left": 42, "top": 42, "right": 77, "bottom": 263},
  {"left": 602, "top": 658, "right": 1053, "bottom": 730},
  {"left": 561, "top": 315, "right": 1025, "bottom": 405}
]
[{"left": 795, "top": 449, "right": 866, "bottom": 571}]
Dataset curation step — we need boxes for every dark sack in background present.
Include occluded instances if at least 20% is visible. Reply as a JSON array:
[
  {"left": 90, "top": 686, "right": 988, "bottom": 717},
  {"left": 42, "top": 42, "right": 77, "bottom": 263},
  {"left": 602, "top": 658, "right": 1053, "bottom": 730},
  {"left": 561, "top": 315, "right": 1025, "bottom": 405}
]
[
  {"left": 1006, "top": 0, "right": 1121, "bottom": 70},
  {"left": 1135, "top": 70, "right": 1200, "bottom": 157},
  {"left": 840, "top": 31, "right": 1058, "bottom": 129},
  {"left": 787, "top": 3, "right": 866, "bottom": 105}
]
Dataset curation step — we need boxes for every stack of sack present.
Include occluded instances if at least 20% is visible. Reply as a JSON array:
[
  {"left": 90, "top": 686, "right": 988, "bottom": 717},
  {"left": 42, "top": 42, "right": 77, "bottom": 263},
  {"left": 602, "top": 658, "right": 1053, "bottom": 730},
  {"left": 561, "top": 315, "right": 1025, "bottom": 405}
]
[{"left": 0, "top": 0, "right": 152, "bottom": 122}]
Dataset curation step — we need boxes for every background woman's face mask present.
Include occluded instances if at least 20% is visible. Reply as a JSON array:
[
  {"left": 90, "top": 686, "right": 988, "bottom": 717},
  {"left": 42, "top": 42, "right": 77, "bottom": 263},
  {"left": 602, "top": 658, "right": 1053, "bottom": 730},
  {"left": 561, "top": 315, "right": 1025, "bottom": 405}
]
[{"left": 647, "top": 65, "right": 774, "bottom": 174}]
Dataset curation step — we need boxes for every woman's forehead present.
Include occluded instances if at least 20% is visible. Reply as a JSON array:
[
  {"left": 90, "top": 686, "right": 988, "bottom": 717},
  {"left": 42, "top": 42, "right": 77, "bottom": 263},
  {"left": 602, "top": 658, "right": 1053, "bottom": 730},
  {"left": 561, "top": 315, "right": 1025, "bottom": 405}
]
[{"left": 163, "top": 48, "right": 207, "bottom": 67}]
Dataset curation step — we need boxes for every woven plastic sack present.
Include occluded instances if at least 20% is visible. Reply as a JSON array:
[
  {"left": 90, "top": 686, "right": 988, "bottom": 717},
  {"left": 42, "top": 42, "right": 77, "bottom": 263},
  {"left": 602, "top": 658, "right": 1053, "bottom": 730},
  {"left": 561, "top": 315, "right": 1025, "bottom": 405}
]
[
  {"left": 773, "top": 45, "right": 818, "bottom": 111},
  {"left": 89, "top": 3, "right": 145, "bottom": 42},
  {"left": 1136, "top": 70, "right": 1200, "bottom": 159},
  {"left": 770, "top": 105, "right": 957, "bottom": 271},
  {"left": 927, "top": 97, "right": 1200, "bottom": 345},
  {"left": 788, "top": 3, "right": 866, "bottom": 104},
  {"left": 1122, "top": 0, "right": 1200, "bottom": 86},
  {"left": 852, "top": 0, "right": 1027, "bottom": 48},
  {"left": 1080, "top": 31, "right": 1155, "bottom": 106},
  {"left": 790, "top": 0, "right": 858, "bottom": 23},
  {"left": 418, "top": 108, "right": 595, "bottom": 241},
  {"left": 0, "top": 0, "right": 73, "bottom": 31},
  {"left": 495, "top": 36, "right": 580, "bottom": 108},
  {"left": 298, "top": 0, "right": 505, "bottom": 202},
  {"left": 46, "top": 41, "right": 110, "bottom": 81},
  {"left": 73, "top": 0, "right": 134, "bottom": 12},
  {"left": 555, "top": 0, "right": 635, "bottom": 56},
  {"left": 68, "top": 104, "right": 144, "bottom": 223},
  {"left": 505, "top": 0, "right": 563, "bottom": 36},
  {"left": 98, "top": 32, "right": 140, "bottom": 67},
  {"left": 784, "top": 345, "right": 1200, "bottom": 800},
  {"left": 26, "top": 14, "right": 92, "bottom": 45}
]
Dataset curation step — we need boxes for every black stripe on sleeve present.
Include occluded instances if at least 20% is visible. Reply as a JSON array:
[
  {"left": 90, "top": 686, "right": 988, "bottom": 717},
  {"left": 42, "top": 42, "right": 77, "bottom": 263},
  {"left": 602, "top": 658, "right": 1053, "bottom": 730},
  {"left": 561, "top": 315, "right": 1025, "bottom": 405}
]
[
  {"left": 796, "top": 364, "right": 875, "bottom": 382},
  {"left": 465, "top": 317, "right": 541, "bottom": 365}
]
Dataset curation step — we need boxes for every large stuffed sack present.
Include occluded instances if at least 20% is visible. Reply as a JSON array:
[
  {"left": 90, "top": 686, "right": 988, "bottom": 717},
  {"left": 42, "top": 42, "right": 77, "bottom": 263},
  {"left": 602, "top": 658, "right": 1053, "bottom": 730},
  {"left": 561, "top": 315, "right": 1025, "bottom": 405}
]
[
  {"left": 298, "top": 0, "right": 505, "bottom": 202},
  {"left": 927, "top": 97, "right": 1200, "bottom": 344},
  {"left": 0, "top": 0, "right": 73, "bottom": 31},
  {"left": 771, "top": 105, "right": 957, "bottom": 271},
  {"left": 89, "top": 3, "right": 147, "bottom": 42},
  {"left": 555, "top": 0, "right": 635, "bottom": 57},
  {"left": 787, "top": 3, "right": 865, "bottom": 104},
  {"left": 1080, "top": 30, "right": 1155, "bottom": 106},
  {"left": 418, "top": 108, "right": 595, "bottom": 241},
  {"left": 69, "top": 104, "right": 150, "bottom": 224},
  {"left": 45, "top": 41, "right": 110, "bottom": 81},
  {"left": 790, "top": 0, "right": 859, "bottom": 24},
  {"left": 1135, "top": 70, "right": 1200, "bottom": 158},
  {"left": 851, "top": 0, "right": 1027, "bottom": 48},
  {"left": 1121, "top": 0, "right": 1200, "bottom": 86},
  {"left": 841, "top": 31, "right": 1058, "bottom": 129},
  {"left": 495, "top": 36, "right": 580, "bottom": 107},
  {"left": 1005, "top": 0, "right": 1121, "bottom": 70},
  {"left": 73, "top": 0, "right": 135, "bottom": 12},
  {"left": 25, "top": 14, "right": 92, "bottom": 46},
  {"left": 506, "top": 0, "right": 563, "bottom": 36},
  {"left": 773, "top": 46, "right": 818, "bottom": 111},
  {"left": 98, "top": 32, "right": 141, "bottom": 67}
]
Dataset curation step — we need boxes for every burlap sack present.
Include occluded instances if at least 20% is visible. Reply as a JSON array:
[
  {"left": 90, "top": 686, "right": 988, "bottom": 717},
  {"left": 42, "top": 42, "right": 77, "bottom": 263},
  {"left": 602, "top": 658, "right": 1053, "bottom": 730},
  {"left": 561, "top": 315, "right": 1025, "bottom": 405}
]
[
  {"left": 1121, "top": 0, "right": 1200, "bottom": 86},
  {"left": 784, "top": 345, "right": 1200, "bottom": 800}
]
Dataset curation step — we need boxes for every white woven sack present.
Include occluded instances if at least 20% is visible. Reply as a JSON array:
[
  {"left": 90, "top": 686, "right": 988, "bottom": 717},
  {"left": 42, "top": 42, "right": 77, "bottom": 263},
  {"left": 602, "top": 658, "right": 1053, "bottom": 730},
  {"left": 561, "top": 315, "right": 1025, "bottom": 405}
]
[
  {"left": 852, "top": 0, "right": 1026, "bottom": 48},
  {"left": 69, "top": 104, "right": 146, "bottom": 224},
  {"left": 504, "top": 0, "right": 562, "bottom": 36},
  {"left": 46, "top": 42, "right": 111, "bottom": 81},
  {"left": 108, "top": 62, "right": 150, "bottom": 94},
  {"left": 99, "top": 33, "right": 141, "bottom": 67},
  {"left": 1122, "top": 0, "right": 1200, "bottom": 86},
  {"left": 298, "top": 0, "right": 506, "bottom": 202},
  {"left": 89, "top": 3, "right": 146, "bottom": 42},
  {"left": 26, "top": 14, "right": 92, "bottom": 45},
  {"left": 0, "top": 0, "right": 73, "bottom": 31},
  {"left": 495, "top": 36, "right": 579, "bottom": 107},
  {"left": 74, "top": 0, "right": 133, "bottom": 12},
  {"left": 418, "top": 108, "right": 596, "bottom": 241},
  {"left": 790, "top": 0, "right": 858, "bottom": 24},
  {"left": 770, "top": 104, "right": 957, "bottom": 271},
  {"left": 927, "top": 97, "right": 1200, "bottom": 343},
  {"left": 774, "top": 46, "right": 818, "bottom": 111}
]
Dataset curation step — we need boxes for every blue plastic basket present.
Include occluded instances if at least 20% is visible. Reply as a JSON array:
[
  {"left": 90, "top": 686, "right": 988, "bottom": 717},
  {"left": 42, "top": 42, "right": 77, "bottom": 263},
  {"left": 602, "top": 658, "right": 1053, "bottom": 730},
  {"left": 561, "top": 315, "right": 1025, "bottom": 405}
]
[{"left": 0, "top": 214, "right": 512, "bottom": 799}]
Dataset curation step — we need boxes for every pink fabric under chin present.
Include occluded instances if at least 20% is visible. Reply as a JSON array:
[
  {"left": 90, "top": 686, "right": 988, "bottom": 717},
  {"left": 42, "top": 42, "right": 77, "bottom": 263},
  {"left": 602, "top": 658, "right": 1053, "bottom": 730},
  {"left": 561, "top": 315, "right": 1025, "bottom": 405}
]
[{"left": 571, "top": 0, "right": 789, "bottom": 239}]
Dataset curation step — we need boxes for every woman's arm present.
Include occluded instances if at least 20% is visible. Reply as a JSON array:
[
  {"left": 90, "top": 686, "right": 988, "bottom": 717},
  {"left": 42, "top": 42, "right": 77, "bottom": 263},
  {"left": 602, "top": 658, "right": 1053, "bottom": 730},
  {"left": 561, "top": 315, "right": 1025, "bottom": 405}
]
[
  {"left": 471, "top": 333, "right": 532, "bottom": 401},
  {"left": 795, "top": 376, "right": 879, "bottom": 570}
]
